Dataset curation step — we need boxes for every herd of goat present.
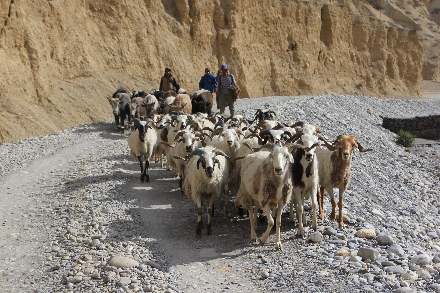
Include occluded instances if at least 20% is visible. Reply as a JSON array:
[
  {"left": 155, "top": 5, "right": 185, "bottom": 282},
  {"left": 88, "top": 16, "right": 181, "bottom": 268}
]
[{"left": 107, "top": 88, "right": 373, "bottom": 249}]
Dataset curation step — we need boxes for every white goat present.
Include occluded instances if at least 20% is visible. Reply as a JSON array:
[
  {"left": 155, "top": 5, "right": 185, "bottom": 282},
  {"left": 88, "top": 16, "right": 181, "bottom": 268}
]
[
  {"left": 235, "top": 143, "right": 295, "bottom": 249},
  {"left": 180, "top": 146, "right": 230, "bottom": 238},
  {"left": 127, "top": 120, "right": 158, "bottom": 183},
  {"left": 165, "top": 130, "right": 203, "bottom": 188},
  {"left": 164, "top": 114, "right": 191, "bottom": 171},
  {"left": 316, "top": 135, "right": 372, "bottom": 228},
  {"left": 142, "top": 94, "right": 159, "bottom": 117}
]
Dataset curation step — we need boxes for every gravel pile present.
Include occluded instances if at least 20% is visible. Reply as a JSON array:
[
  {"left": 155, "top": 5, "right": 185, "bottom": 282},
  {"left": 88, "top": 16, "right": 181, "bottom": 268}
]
[{"left": 0, "top": 94, "right": 439, "bottom": 293}]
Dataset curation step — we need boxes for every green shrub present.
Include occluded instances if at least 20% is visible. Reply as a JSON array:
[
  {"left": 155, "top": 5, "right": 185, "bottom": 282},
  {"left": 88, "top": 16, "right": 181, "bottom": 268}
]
[{"left": 395, "top": 130, "right": 415, "bottom": 147}]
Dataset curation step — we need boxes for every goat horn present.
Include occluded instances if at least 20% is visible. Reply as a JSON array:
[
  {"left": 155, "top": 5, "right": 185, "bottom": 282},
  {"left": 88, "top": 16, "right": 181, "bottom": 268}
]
[
  {"left": 202, "top": 127, "right": 214, "bottom": 132},
  {"left": 212, "top": 149, "right": 230, "bottom": 159},
  {"left": 285, "top": 143, "right": 303, "bottom": 152},
  {"left": 173, "top": 155, "right": 188, "bottom": 162},
  {"left": 304, "top": 143, "right": 319, "bottom": 152},
  {"left": 284, "top": 132, "right": 304, "bottom": 144},
  {"left": 229, "top": 156, "right": 246, "bottom": 163},
  {"left": 173, "top": 131, "right": 185, "bottom": 143},
  {"left": 243, "top": 143, "right": 254, "bottom": 152},
  {"left": 356, "top": 140, "right": 373, "bottom": 152},
  {"left": 160, "top": 141, "right": 176, "bottom": 148},
  {"left": 254, "top": 143, "right": 275, "bottom": 152},
  {"left": 210, "top": 129, "right": 223, "bottom": 137}
]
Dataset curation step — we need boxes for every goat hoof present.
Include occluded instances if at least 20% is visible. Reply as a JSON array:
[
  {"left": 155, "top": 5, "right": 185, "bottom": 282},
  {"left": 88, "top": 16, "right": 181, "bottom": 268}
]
[
  {"left": 145, "top": 175, "right": 150, "bottom": 183},
  {"left": 140, "top": 174, "right": 146, "bottom": 183},
  {"left": 237, "top": 207, "right": 245, "bottom": 218},
  {"left": 207, "top": 223, "right": 212, "bottom": 235},
  {"left": 275, "top": 242, "right": 283, "bottom": 251},
  {"left": 196, "top": 221, "right": 203, "bottom": 238}
]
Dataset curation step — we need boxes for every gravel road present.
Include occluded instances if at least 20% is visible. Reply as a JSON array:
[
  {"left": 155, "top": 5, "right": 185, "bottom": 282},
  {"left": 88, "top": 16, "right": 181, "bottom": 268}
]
[{"left": 0, "top": 94, "right": 439, "bottom": 293}]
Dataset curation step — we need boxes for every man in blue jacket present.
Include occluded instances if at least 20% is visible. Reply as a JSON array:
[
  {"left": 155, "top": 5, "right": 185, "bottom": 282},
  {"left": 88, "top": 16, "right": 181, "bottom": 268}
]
[{"left": 199, "top": 67, "right": 218, "bottom": 93}]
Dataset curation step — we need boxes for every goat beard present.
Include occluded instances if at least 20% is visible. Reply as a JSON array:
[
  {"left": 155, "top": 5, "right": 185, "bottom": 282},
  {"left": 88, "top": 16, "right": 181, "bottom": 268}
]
[{"left": 305, "top": 157, "right": 315, "bottom": 177}]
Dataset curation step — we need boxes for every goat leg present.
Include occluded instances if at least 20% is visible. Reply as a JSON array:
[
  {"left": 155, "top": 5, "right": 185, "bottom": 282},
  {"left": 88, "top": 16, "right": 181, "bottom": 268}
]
[
  {"left": 275, "top": 202, "right": 284, "bottom": 250},
  {"left": 330, "top": 196, "right": 337, "bottom": 222},
  {"left": 338, "top": 191, "right": 345, "bottom": 228},
  {"left": 137, "top": 156, "right": 146, "bottom": 183},
  {"left": 144, "top": 160, "right": 150, "bottom": 183},
  {"left": 196, "top": 206, "right": 203, "bottom": 238},
  {"left": 318, "top": 186, "right": 325, "bottom": 220},
  {"left": 260, "top": 205, "right": 274, "bottom": 244},
  {"left": 114, "top": 114, "right": 120, "bottom": 127},
  {"left": 296, "top": 194, "right": 304, "bottom": 236},
  {"left": 310, "top": 186, "right": 318, "bottom": 231},
  {"left": 207, "top": 197, "right": 215, "bottom": 236}
]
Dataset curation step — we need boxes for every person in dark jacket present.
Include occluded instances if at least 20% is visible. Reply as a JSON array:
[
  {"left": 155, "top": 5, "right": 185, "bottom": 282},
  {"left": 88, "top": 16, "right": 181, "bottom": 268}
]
[
  {"left": 198, "top": 67, "right": 218, "bottom": 93},
  {"left": 159, "top": 67, "right": 180, "bottom": 92},
  {"left": 216, "top": 64, "right": 236, "bottom": 117}
]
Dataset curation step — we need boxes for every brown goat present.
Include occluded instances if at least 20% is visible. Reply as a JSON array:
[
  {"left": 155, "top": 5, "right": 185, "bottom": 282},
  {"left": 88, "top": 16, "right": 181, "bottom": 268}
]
[
  {"left": 170, "top": 94, "right": 192, "bottom": 114},
  {"left": 316, "top": 135, "right": 372, "bottom": 228}
]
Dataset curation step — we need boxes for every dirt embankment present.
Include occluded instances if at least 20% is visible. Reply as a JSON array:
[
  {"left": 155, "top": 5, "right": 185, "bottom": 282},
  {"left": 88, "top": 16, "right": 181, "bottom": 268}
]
[{"left": 0, "top": 0, "right": 438, "bottom": 144}]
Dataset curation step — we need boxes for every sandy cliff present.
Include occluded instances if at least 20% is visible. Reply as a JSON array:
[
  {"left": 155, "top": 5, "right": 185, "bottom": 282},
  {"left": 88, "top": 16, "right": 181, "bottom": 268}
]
[{"left": 0, "top": 0, "right": 437, "bottom": 143}]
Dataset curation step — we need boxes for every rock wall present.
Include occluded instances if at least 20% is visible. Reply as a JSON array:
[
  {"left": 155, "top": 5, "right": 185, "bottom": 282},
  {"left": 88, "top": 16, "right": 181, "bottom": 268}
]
[
  {"left": 382, "top": 115, "right": 440, "bottom": 140},
  {"left": 0, "top": 0, "right": 424, "bottom": 143}
]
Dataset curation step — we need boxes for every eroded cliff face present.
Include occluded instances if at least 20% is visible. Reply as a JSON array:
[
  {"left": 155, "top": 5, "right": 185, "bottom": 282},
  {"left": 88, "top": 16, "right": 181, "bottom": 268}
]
[{"left": 0, "top": 0, "right": 424, "bottom": 143}]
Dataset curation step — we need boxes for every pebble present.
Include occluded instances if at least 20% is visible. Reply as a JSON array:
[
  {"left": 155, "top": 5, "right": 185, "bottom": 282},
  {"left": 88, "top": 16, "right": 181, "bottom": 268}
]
[{"left": 356, "top": 228, "right": 376, "bottom": 239}]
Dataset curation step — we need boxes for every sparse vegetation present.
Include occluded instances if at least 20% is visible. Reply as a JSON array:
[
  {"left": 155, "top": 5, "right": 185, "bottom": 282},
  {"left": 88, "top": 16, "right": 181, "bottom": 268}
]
[
  {"left": 355, "top": 83, "right": 363, "bottom": 89},
  {"left": 395, "top": 130, "right": 415, "bottom": 147}
]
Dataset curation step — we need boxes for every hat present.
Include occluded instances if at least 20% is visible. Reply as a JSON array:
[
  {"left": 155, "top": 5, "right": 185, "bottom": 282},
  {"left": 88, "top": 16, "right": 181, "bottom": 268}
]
[
  {"left": 165, "top": 67, "right": 171, "bottom": 71},
  {"left": 205, "top": 67, "right": 211, "bottom": 72},
  {"left": 220, "top": 64, "right": 228, "bottom": 70}
]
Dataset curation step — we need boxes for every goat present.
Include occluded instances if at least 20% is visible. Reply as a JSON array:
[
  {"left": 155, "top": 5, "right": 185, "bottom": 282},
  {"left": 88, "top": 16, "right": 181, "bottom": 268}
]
[
  {"left": 191, "top": 90, "right": 213, "bottom": 115},
  {"left": 150, "top": 89, "right": 177, "bottom": 102},
  {"left": 152, "top": 114, "right": 172, "bottom": 168},
  {"left": 127, "top": 119, "right": 158, "bottom": 183},
  {"left": 287, "top": 133, "right": 321, "bottom": 236},
  {"left": 170, "top": 94, "right": 192, "bottom": 114},
  {"left": 235, "top": 142, "right": 296, "bottom": 249},
  {"left": 247, "top": 109, "right": 278, "bottom": 125},
  {"left": 316, "top": 135, "right": 372, "bottom": 228},
  {"left": 164, "top": 114, "right": 191, "bottom": 171},
  {"left": 179, "top": 147, "right": 231, "bottom": 238},
  {"left": 129, "top": 97, "right": 147, "bottom": 122},
  {"left": 107, "top": 90, "right": 131, "bottom": 130},
  {"left": 142, "top": 94, "right": 159, "bottom": 117},
  {"left": 163, "top": 130, "right": 203, "bottom": 188}
]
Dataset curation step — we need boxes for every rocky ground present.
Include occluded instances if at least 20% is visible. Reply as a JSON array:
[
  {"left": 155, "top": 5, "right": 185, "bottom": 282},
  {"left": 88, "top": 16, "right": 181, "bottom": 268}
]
[{"left": 0, "top": 94, "right": 439, "bottom": 293}]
